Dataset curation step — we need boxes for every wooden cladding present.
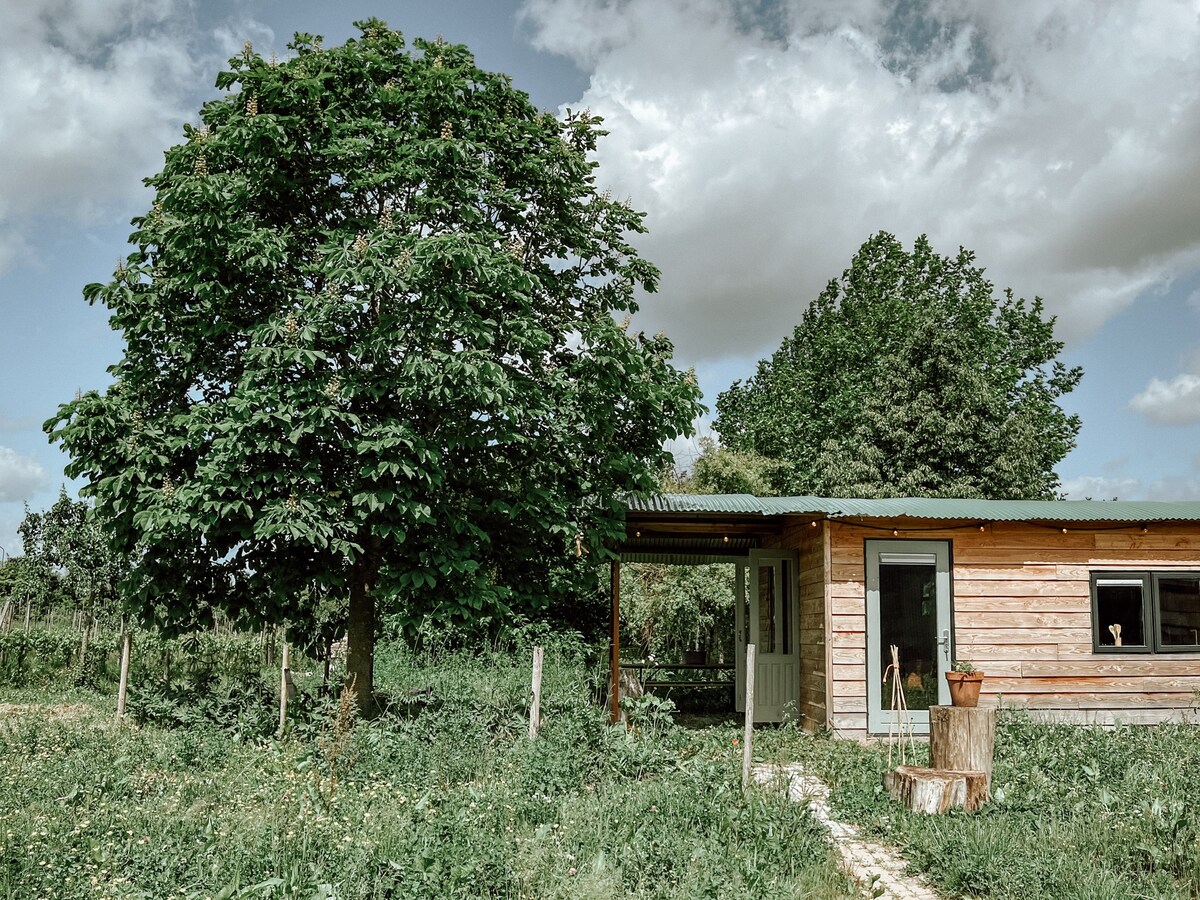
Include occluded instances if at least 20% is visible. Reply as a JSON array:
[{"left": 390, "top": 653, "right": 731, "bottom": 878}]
[{"left": 813, "top": 518, "right": 1200, "bottom": 738}]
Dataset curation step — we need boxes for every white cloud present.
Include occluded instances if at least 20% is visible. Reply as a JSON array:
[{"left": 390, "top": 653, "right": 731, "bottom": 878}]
[
  {"left": 1129, "top": 374, "right": 1200, "bottom": 426},
  {"left": 1060, "top": 475, "right": 1141, "bottom": 501},
  {"left": 0, "top": 0, "right": 244, "bottom": 272},
  {"left": 1143, "top": 474, "right": 1200, "bottom": 502},
  {"left": 0, "top": 447, "right": 48, "bottom": 503},
  {"left": 521, "top": 0, "right": 1200, "bottom": 365}
]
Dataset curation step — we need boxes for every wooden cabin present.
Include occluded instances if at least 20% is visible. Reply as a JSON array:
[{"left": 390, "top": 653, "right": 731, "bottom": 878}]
[{"left": 617, "top": 495, "right": 1200, "bottom": 739}]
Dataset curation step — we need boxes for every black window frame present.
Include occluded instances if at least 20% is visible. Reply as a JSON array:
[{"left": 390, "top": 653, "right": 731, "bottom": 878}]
[{"left": 1090, "top": 570, "right": 1200, "bottom": 654}]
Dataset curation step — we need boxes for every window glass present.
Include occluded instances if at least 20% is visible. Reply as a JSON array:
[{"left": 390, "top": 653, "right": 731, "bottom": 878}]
[
  {"left": 1095, "top": 579, "right": 1145, "bottom": 648},
  {"left": 1158, "top": 576, "right": 1200, "bottom": 647},
  {"left": 758, "top": 565, "right": 776, "bottom": 653},
  {"left": 879, "top": 561, "right": 939, "bottom": 709},
  {"left": 779, "top": 560, "right": 791, "bottom": 655}
]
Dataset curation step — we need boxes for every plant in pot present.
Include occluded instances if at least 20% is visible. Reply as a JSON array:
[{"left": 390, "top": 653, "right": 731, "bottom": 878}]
[{"left": 945, "top": 660, "right": 985, "bottom": 708}]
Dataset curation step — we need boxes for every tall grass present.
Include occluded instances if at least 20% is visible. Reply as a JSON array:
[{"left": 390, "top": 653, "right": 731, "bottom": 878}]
[
  {"left": 762, "top": 711, "right": 1200, "bottom": 900},
  {"left": 0, "top": 641, "right": 852, "bottom": 899}
]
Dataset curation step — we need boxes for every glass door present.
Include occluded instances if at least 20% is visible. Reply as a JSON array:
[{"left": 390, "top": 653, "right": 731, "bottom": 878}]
[{"left": 866, "top": 540, "right": 951, "bottom": 734}]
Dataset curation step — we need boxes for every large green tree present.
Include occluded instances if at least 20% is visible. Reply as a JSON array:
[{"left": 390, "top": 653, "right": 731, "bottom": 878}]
[
  {"left": 47, "top": 23, "right": 701, "bottom": 711},
  {"left": 715, "top": 232, "right": 1082, "bottom": 499}
]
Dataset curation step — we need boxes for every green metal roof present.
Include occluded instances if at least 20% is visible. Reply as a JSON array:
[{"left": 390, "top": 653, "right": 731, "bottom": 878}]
[{"left": 626, "top": 494, "right": 1200, "bottom": 523}]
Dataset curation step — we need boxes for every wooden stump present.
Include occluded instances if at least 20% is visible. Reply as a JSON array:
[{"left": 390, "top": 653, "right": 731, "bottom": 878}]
[
  {"left": 883, "top": 765, "right": 988, "bottom": 813},
  {"left": 930, "top": 705, "right": 996, "bottom": 792}
]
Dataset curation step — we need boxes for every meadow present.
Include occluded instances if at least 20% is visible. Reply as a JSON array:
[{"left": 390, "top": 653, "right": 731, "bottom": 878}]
[
  {"left": 3, "top": 627, "right": 1200, "bottom": 899},
  {"left": 0, "top": 633, "right": 851, "bottom": 900}
]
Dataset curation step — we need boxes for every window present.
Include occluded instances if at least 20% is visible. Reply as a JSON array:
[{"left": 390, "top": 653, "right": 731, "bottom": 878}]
[{"left": 1091, "top": 571, "right": 1200, "bottom": 653}]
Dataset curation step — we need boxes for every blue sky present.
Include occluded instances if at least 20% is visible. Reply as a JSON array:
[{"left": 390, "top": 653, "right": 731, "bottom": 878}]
[{"left": 2, "top": 0, "right": 1200, "bottom": 557}]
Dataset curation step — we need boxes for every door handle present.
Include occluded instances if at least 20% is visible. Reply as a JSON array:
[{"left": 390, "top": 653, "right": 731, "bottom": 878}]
[{"left": 938, "top": 629, "right": 951, "bottom": 660}]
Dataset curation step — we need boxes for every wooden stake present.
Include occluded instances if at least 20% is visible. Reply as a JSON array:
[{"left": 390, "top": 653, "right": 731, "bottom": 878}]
[
  {"left": 610, "top": 558, "right": 621, "bottom": 726},
  {"left": 741, "top": 643, "right": 756, "bottom": 791},
  {"left": 528, "top": 646, "right": 544, "bottom": 739},
  {"left": 278, "top": 642, "right": 290, "bottom": 737},
  {"left": 78, "top": 611, "right": 91, "bottom": 667},
  {"left": 23, "top": 596, "right": 31, "bottom": 633},
  {"left": 116, "top": 626, "right": 132, "bottom": 721}
]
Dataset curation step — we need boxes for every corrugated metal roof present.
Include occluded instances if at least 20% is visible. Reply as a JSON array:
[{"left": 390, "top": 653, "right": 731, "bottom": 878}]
[
  {"left": 630, "top": 493, "right": 765, "bottom": 514},
  {"left": 625, "top": 494, "right": 1200, "bottom": 522}
]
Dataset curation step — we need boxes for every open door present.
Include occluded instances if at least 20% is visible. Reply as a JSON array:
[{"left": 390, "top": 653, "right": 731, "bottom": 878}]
[
  {"left": 736, "top": 550, "right": 799, "bottom": 722},
  {"left": 866, "top": 540, "right": 952, "bottom": 734}
]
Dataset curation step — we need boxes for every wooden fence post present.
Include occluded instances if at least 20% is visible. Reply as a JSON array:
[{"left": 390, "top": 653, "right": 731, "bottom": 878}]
[
  {"left": 278, "top": 642, "right": 291, "bottom": 737},
  {"left": 610, "top": 559, "right": 621, "bottom": 725},
  {"left": 78, "top": 610, "right": 91, "bottom": 667},
  {"left": 23, "top": 596, "right": 31, "bottom": 633},
  {"left": 741, "top": 643, "right": 757, "bottom": 791},
  {"left": 116, "top": 625, "right": 132, "bottom": 721},
  {"left": 529, "top": 646, "right": 544, "bottom": 739}
]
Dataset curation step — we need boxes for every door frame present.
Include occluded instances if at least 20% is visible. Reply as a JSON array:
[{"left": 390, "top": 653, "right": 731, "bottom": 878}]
[{"left": 865, "top": 539, "right": 952, "bottom": 734}]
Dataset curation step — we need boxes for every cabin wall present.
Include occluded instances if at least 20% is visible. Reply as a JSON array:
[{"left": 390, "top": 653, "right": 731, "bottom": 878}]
[
  {"left": 826, "top": 519, "right": 1200, "bottom": 739},
  {"left": 777, "top": 518, "right": 828, "bottom": 731}
]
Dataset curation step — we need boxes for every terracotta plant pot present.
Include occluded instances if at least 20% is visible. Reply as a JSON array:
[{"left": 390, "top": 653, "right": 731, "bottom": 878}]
[{"left": 945, "top": 671, "right": 985, "bottom": 708}]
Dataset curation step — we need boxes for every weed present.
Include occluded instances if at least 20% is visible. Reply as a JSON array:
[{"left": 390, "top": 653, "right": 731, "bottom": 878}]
[{"left": 0, "top": 644, "right": 854, "bottom": 899}]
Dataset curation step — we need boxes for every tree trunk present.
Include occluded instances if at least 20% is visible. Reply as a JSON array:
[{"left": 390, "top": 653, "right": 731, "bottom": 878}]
[
  {"left": 930, "top": 705, "right": 996, "bottom": 793},
  {"left": 883, "top": 765, "right": 988, "bottom": 813},
  {"left": 345, "top": 537, "right": 380, "bottom": 717}
]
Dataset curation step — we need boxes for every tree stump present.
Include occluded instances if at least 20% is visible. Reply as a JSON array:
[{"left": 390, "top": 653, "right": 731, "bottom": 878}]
[
  {"left": 930, "top": 705, "right": 996, "bottom": 792},
  {"left": 883, "top": 765, "right": 988, "bottom": 813}
]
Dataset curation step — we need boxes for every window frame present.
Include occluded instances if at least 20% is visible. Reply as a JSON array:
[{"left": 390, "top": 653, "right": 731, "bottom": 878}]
[
  {"left": 1090, "top": 572, "right": 1152, "bottom": 654},
  {"left": 1090, "top": 570, "right": 1200, "bottom": 654},
  {"left": 1151, "top": 572, "right": 1200, "bottom": 653}
]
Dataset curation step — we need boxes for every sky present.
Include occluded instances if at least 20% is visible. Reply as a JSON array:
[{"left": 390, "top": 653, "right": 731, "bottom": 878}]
[{"left": 2, "top": 0, "right": 1200, "bottom": 558}]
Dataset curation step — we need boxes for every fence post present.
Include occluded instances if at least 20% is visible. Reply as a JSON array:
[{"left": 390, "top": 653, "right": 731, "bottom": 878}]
[
  {"left": 278, "top": 642, "right": 291, "bottom": 737},
  {"left": 741, "top": 643, "right": 757, "bottom": 791},
  {"left": 116, "top": 622, "right": 132, "bottom": 722},
  {"left": 529, "top": 646, "right": 545, "bottom": 739},
  {"left": 79, "top": 610, "right": 91, "bottom": 668}
]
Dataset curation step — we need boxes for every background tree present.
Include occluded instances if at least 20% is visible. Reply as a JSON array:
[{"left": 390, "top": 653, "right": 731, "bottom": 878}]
[
  {"left": 47, "top": 22, "right": 702, "bottom": 712},
  {"left": 16, "top": 490, "right": 125, "bottom": 628},
  {"left": 715, "top": 232, "right": 1083, "bottom": 499}
]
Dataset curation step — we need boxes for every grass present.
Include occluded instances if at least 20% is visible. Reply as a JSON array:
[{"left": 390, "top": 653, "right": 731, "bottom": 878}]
[
  {"left": 0, "top": 641, "right": 853, "bottom": 899},
  {"left": 11, "top": 630, "right": 1200, "bottom": 899},
  {"left": 758, "top": 711, "right": 1200, "bottom": 900}
]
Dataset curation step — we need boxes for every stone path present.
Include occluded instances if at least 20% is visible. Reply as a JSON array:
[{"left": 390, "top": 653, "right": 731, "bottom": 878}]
[{"left": 753, "top": 763, "right": 941, "bottom": 900}]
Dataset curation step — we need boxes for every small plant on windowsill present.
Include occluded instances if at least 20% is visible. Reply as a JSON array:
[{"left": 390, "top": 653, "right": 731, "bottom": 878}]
[{"left": 946, "top": 659, "right": 985, "bottom": 707}]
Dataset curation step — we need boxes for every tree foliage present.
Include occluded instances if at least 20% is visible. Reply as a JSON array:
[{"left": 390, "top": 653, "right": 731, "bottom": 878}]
[
  {"left": 715, "top": 233, "right": 1083, "bottom": 499},
  {"left": 46, "top": 22, "right": 702, "bottom": 710},
  {"left": 16, "top": 490, "right": 124, "bottom": 622},
  {"left": 621, "top": 441, "right": 751, "bottom": 664}
]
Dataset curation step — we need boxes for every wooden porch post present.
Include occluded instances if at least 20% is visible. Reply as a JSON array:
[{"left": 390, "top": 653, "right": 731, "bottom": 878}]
[{"left": 610, "top": 558, "right": 621, "bottom": 725}]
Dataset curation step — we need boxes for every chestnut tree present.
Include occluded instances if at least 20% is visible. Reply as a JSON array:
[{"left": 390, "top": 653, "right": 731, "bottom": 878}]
[{"left": 48, "top": 22, "right": 701, "bottom": 711}]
